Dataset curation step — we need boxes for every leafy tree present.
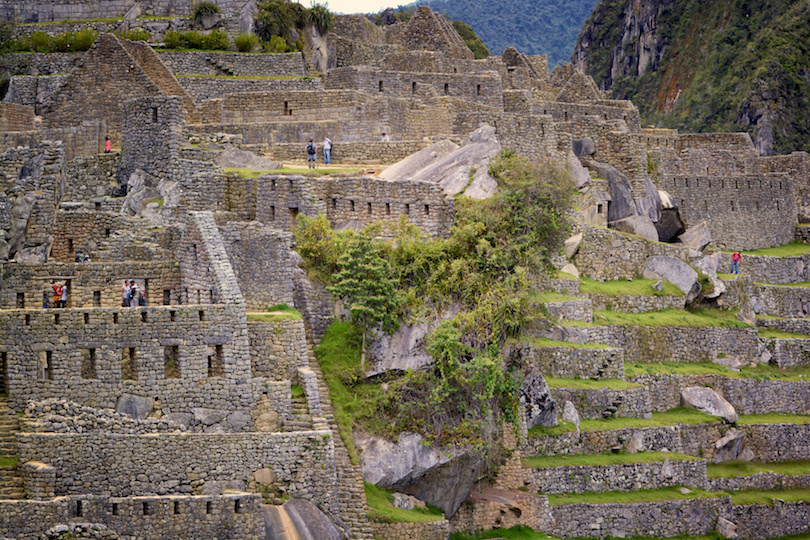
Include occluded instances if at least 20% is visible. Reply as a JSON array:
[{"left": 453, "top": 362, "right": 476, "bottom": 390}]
[
  {"left": 452, "top": 20, "right": 490, "bottom": 59},
  {"left": 328, "top": 234, "right": 400, "bottom": 368}
]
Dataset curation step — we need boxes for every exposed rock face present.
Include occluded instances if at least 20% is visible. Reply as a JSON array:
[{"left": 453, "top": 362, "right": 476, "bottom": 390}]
[
  {"left": 215, "top": 147, "right": 281, "bottom": 170},
  {"left": 567, "top": 152, "right": 591, "bottom": 188},
  {"left": 264, "top": 499, "right": 346, "bottom": 540},
  {"left": 717, "top": 516, "right": 739, "bottom": 539},
  {"left": 656, "top": 207, "right": 686, "bottom": 242},
  {"left": 681, "top": 386, "right": 738, "bottom": 423},
  {"left": 712, "top": 428, "right": 754, "bottom": 463},
  {"left": 562, "top": 400, "right": 581, "bottom": 432},
  {"left": 572, "top": 137, "right": 595, "bottom": 157},
  {"left": 7, "top": 189, "right": 36, "bottom": 256},
  {"left": 642, "top": 255, "right": 701, "bottom": 302},
  {"left": 519, "top": 372, "right": 557, "bottom": 428},
  {"left": 564, "top": 233, "right": 583, "bottom": 259},
  {"left": 612, "top": 214, "right": 659, "bottom": 242},
  {"left": 636, "top": 177, "right": 663, "bottom": 223},
  {"left": 692, "top": 253, "right": 727, "bottom": 300},
  {"left": 677, "top": 221, "right": 711, "bottom": 251},
  {"left": 115, "top": 394, "right": 154, "bottom": 420},
  {"left": 13, "top": 235, "right": 53, "bottom": 263}
]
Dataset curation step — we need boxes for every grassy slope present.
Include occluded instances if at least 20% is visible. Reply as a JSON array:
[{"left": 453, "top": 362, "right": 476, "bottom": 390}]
[
  {"left": 364, "top": 482, "right": 444, "bottom": 523},
  {"left": 523, "top": 451, "right": 698, "bottom": 468},
  {"left": 707, "top": 460, "right": 810, "bottom": 478}
]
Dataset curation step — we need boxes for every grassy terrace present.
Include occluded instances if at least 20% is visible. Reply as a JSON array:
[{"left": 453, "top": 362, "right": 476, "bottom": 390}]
[
  {"left": 451, "top": 525, "right": 556, "bottom": 540},
  {"left": 626, "top": 361, "right": 810, "bottom": 381},
  {"left": 737, "top": 414, "right": 810, "bottom": 425},
  {"left": 739, "top": 242, "right": 810, "bottom": 257},
  {"left": 547, "top": 486, "right": 729, "bottom": 506},
  {"left": 510, "top": 336, "right": 612, "bottom": 350},
  {"left": 364, "top": 483, "right": 444, "bottom": 523},
  {"left": 579, "top": 277, "right": 684, "bottom": 297},
  {"left": 528, "top": 408, "right": 721, "bottom": 437},
  {"left": 731, "top": 488, "right": 810, "bottom": 505},
  {"left": 223, "top": 166, "right": 362, "bottom": 178},
  {"left": 758, "top": 327, "right": 810, "bottom": 339},
  {"left": 707, "top": 460, "right": 810, "bottom": 478},
  {"left": 523, "top": 451, "right": 698, "bottom": 468},
  {"left": 546, "top": 377, "right": 641, "bottom": 390},
  {"left": 0, "top": 456, "right": 17, "bottom": 468},
  {"left": 245, "top": 303, "right": 302, "bottom": 322},
  {"left": 564, "top": 308, "right": 753, "bottom": 328}
]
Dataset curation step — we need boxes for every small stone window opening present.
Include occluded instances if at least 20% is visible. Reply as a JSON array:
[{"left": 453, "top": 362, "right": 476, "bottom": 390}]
[
  {"left": 164, "top": 346, "right": 180, "bottom": 379},
  {"left": 424, "top": 204, "right": 429, "bottom": 215},
  {"left": 780, "top": 181, "right": 783, "bottom": 189},
  {"left": 16, "top": 292, "right": 24, "bottom": 309},
  {"left": 81, "top": 348, "right": 96, "bottom": 380},
  {"left": 94, "top": 202, "right": 101, "bottom": 211},
  {"left": 209, "top": 345, "right": 224, "bottom": 378},
  {"left": 681, "top": 199, "right": 685, "bottom": 209},
  {"left": 704, "top": 200, "right": 708, "bottom": 211},
  {"left": 386, "top": 203, "right": 390, "bottom": 215},
  {"left": 367, "top": 202, "right": 372, "bottom": 215},
  {"left": 122, "top": 348, "right": 137, "bottom": 380},
  {"left": 105, "top": 228, "right": 111, "bottom": 237},
  {"left": 756, "top": 201, "right": 760, "bottom": 210},
  {"left": 112, "top": 503, "right": 119, "bottom": 516},
  {"left": 283, "top": 101, "right": 291, "bottom": 116},
  {"left": 350, "top": 200, "right": 355, "bottom": 212},
  {"left": 68, "top": 238, "right": 74, "bottom": 254},
  {"left": 206, "top": 501, "right": 213, "bottom": 514},
  {"left": 722, "top": 180, "right": 725, "bottom": 188},
  {"left": 93, "top": 291, "right": 101, "bottom": 307},
  {"left": 76, "top": 501, "right": 83, "bottom": 517},
  {"left": 564, "top": 111, "right": 568, "bottom": 122},
  {"left": 476, "top": 84, "right": 481, "bottom": 95},
  {"left": 444, "top": 83, "right": 449, "bottom": 95},
  {"left": 378, "top": 81, "right": 384, "bottom": 92},
  {"left": 174, "top": 501, "right": 181, "bottom": 515},
  {"left": 234, "top": 499, "right": 242, "bottom": 514},
  {"left": 143, "top": 502, "right": 150, "bottom": 516},
  {"left": 54, "top": 313, "right": 60, "bottom": 324},
  {"left": 730, "top": 201, "right": 735, "bottom": 211},
  {"left": 199, "top": 310, "right": 205, "bottom": 321},
  {"left": 140, "top": 311, "right": 148, "bottom": 323},
  {"left": 170, "top": 310, "right": 177, "bottom": 322},
  {"left": 404, "top": 203, "right": 410, "bottom": 215},
  {"left": 151, "top": 107, "right": 158, "bottom": 124},
  {"left": 412, "top": 81, "right": 417, "bottom": 94},
  {"left": 332, "top": 198, "right": 337, "bottom": 210},
  {"left": 604, "top": 114, "right": 608, "bottom": 120},
  {"left": 270, "top": 205, "right": 275, "bottom": 220},
  {"left": 38, "top": 350, "right": 53, "bottom": 380},
  {"left": 735, "top": 180, "right": 738, "bottom": 189},
  {"left": 271, "top": 179, "right": 276, "bottom": 190},
  {"left": 777, "top": 201, "right": 780, "bottom": 210},
  {"left": 84, "top": 313, "right": 89, "bottom": 324},
  {"left": 597, "top": 203, "right": 603, "bottom": 215},
  {"left": 163, "top": 290, "right": 171, "bottom": 305},
  {"left": 24, "top": 314, "right": 30, "bottom": 326},
  {"left": 685, "top": 178, "right": 689, "bottom": 188},
  {"left": 113, "top": 313, "right": 118, "bottom": 324},
  {"left": 0, "top": 352, "right": 7, "bottom": 395}
]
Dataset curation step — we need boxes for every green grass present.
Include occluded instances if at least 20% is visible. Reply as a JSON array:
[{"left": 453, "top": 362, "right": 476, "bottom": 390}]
[
  {"left": 532, "top": 291, "right": 581, "bottom": 302},
  {"left": 528, "top": 408, "right": 721, "bottom": 437},
  {"left": 450, "top": 525, "right": 556, "bottom": 540},
  {"left": 556, "top": 270, "right": 579, "bottom": 280},
  {"left": 707, "top": 460, "right": 810, "bottom": 478},
  {"left": 290, "top": 384, "right": 304, "bottom": 398},
  {"left": 589, "top": 308, "right": 752, "bottom": 328},
  {"left": 546, "top": 377, "right": 641, "bottom": 390},
  {"left": 548, "top": 486, "right": 729, "bottom": 506},
  {"left": 0, "top": 456, "right": 17, "bottom": 467},
  {"left": 223, "top": 166, "right": 361, "bottom": 178},
  {"left": 737, "top": 414, "right": 810, "bottom": 426},
  {"left": 579, "top": 277, "right": 684, "bottom": 297},
  {"left": 626, "top": 361, "right": 810, "bottom": 381},
  {"left": 731, "top": 488, "right": 810, "bottom": 506},
  {"left": 246, "top": 303, "right": 302, "bottom": 322},
  {"left": 759, "top": 328, "right": 810, "bottom": 339},
  {"left": 761, "top": 282, "right": 810, "bottom": 289},
  {"left": 523, "top": 451, "right": 698, "bottom": 469},
  {"left": 364, "top": 482, "right": 444, "bottom": 523},
  {"left": 510, "top": 336, "right": 611, "bottom": 350},
  {"left": 741, "top": 243, "right": 810, "bottom": 257}
]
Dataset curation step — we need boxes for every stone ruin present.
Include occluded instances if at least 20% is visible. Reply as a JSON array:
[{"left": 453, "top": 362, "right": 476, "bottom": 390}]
[{"left": 0, "top": 3, "right": 809, "bottom": 539}]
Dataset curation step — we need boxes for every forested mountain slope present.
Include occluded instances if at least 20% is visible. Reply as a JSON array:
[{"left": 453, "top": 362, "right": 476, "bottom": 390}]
[
  {"left": 572, "top": 0, "right": 810, "bottom": 155},
  {"left": 418, "top": 0, "right": 599, "bottom": 66}
]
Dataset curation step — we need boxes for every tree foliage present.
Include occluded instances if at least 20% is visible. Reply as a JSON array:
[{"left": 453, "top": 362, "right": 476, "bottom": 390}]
[{"left": 255, "top": 0, "right": 335, "bottom": 49}]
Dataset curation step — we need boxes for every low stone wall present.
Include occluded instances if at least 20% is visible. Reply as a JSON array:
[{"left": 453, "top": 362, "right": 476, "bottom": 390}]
[
  {"left": 545, "top": 299, "right": 593, "bottom": 322},
  {"left": 369, "top": 520, "right": 450, "bottom": 540},
  {"left": 157, "top": 51, "right": 307, "bottom": 78},
  {"left": 753, "top": 283, "right": 810, "bottom": 317},
  {"left": 766, "top": 337, "right": 810, "bottom": 368},
  {"left": 628, "top": 373, "right": 810, "bottom": 415},
  {"left": 271, "top": 141, "right": 427, "bottom": 164},
  {"left": 743, "top": 423, "right": 810, "bottom": 462},
  {"left": 549, "top": 386, "right": 652, "bottom": 419},
  {"left": 548, "top": 497, "right": 731, "bottom": 538},
  {"left": 248, "top": 319, "right": 308, "bottom": 381},
  {"left": 726, "top": 252, "right": 810, "bottom": 285},
  {"left": 64, "top": 153, "right": 121, "bottom": 202},
  {"left": 0, "top": 52, "right": 83, "bottom": 76},
  {"left": 508, "top": 343, "right": 625, "bottom": 379},
  {"left": 0, "top": 101, "right": 34, "bottom": 131},
  {"left": 0, "top": 493, "right": 264, "bottom": 540},
  {"left": 582, "top": 325, "right": 759, "bottom": 364},
  {"left": 525, "top": 458, "right": 706, "bottom": 494},
  {"left": 178, "top": 76, "right": 321, "bottom": 101},
  {"left": 756, "top": 316, "right": 810, "bottom": 334},
  {"left": 17, "top": 431, "right": 337, "bottom": 508},
  {"left": 733, "top": 501, "right": 810, "bottom": 539},
  {"left": 707, "top": 472, "right": 810, "bottom": 492},
  {"left": 586, "top": 292, "right": 686, "bottom": 313}
]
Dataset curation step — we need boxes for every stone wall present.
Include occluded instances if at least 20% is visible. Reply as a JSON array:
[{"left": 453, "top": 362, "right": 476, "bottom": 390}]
[
  {"left": 660, "top": 174, "right": 795, "bottom": 250},
  {"left": 508, "top": 343, "right": 624, "bottom": 379},
  {"left": 0, "top": 493, "right": 265, "bottom": 540},
  {"left": 586, "top": 292, "right": 686, "bottom": 313},
  {"left": 525, "top": 458, "right": 706, "bottom": 494},
  {"left": 727, "top": 252, "right": 810, "bottom": 285},
  {"left": 64, "top": 153, "right": 121, "bottom": 202},
  {"left": 178, "top": 76, "right": 321, "bottom": 101},
  {"left": 733, "top": 501, "right": 810, "bottom": 540},
  {"left": 629, "top": 373, "right": 810, "bottom": 415},
  {"left": 220, "top": 221, "right": 295, "bottom": 310},
  {"left": 120, "top": 95, "right": 185, "bottom": 183},
  {"left": 707, "top": 472, "right": 810, "bottom": 492},
  {"left": 369, "top": 520, "right": 450, "bottom": 540},
  {"left": 548, "top": 498, "right": 731, "bottom": 538},
  {"left": 752, "top": 283, "right": 810, "bottom": 318},
  {"left": 0, "top": 102, "right": 34, "bottom": 131},
  {"left": 270, "top": 141, "right": 427, "bottom": 164},
  {"left": 0, "top": 122, "right": 105, "bottom": 162},
  {"left": 550, "top": 386, "right": 652, "bottom": 419},
  {"left": 544, "top": 299, "right": 593, "bottom": 322},
  {"left": 248, "top": 320, "right": 308, "bottom": 381},
  {"left": 157, "top": 51, "right": 307, "bottom": 78},
  {"left": 0, "top": 52, "right": 84, "bottom": 76},
  {"left": 0, "top": 0, "right": 249, "bottom": 22},
  {"left": 766, "top": 338, "right": 810, "bottom": 368}
]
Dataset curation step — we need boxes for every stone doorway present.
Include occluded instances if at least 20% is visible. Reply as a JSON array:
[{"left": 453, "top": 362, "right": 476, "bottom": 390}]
[{"left": 0, "top": 351, "right": 7, "bottom": 396}]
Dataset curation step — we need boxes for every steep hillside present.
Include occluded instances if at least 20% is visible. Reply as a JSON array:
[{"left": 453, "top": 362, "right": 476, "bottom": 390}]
[
  {"left": 418, "top": 0, "right": 599, "bottom": 66},
  {"left": 573, "top": 0, "right": 810, "bottom": 155}
]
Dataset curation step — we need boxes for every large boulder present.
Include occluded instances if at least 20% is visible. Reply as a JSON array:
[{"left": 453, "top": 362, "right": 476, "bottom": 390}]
[
  {"left": 264, "top": 499, "right": 346, "bottom": 540},
  {"left": 13, "top": 235, "right": 53, "bottom": 263},
  {"left": 677, "top": 221, "right": 711, "bottom": 251},
  {"left": 215, "top": 147, "right": 281, "bottom": 170},
  {"left": 564, "top": 233, "right": 583, "bottom": 259},
  {"left": 567, "top": 152, "right": 591, "bottom": 188},
  {"left": 519, "top": 372, "right": 557, "bottom": 428},
  {"left": 681, "top": 386, "right": 738, "bottom": 423},
  {"left": 116, "top": 394, "right": 154, "bottom": 420},
  {"left": 611, "top": 214, "right": 659, "bottom": 242},
  {"left": 562, "top": 400, "right": 581, "bottom": 432},
  {"left": 717, "top": 517, "right": 739, "bottom": 539},
  {"left": 356, "top": 431, "right": 482, "bottom": 517},
  {"left": 584, "top": 161, "right": 636, "bottom": 222},
  {"left": 642, "top": 256, "right": 701, "bottom": 302},
  {"left": 635, "top": 177, "right": 662, "bottom": 223},
  {"left": 692, "top": 253, "right": 727, "bottom": 299},
  {"left": 572, "top": 137, "right": 595, "bottom": 157},
  {"left": 656, "top": 208, "right": 686, "bottom": 242},
  {"left": 7, "top": 189, "right": 35, "bottom": 256},
  {"left": 712, "top": 428, "right": 754, "bottom": 463}
]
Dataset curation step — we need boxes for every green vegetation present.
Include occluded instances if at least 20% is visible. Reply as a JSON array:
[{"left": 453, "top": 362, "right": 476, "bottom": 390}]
[
  {"left": 590, "top": 308, "right": 751, "bottom": 328},
  {"left": 512, "top": 336, "right": 611, "bottom": 350},
  {"left": 759, "top": 328, "right": 810, "bottom": 339},
  {"left": 246, "top": 303, "right": 302, "bottom": 321},
  {"left": 737, "top": 414, "right": 810, "bottom": 426},
  {"left": 163, "top": 29, "right": 230, "bottom": 50},
  {"left": 579, "top": 277, "right": 683, "bottom": 297},
  {"left": 528, "top": 408, "right": 721, "bottom": 438},
  {"left": 547, "top": 486, "right": 729, "bottom": 506},
  {"left": 364, "top": 483, "right": 444, "bottom": 523},
  {"left": 707, "top": 460, "right": 810, "bottom": 478},
  {"left": 191, "top": 1, "right": 221, "bottom": 21},
  {"left": 626, "top": 361, "right": 810, "bottom": 381},
  {"left": 234, "top": 32, "right": 260, "bottom": 52},
  {"left": 523, "top": 451, "right": 698, "bottom": 469},
  {"left": 290, "top": 384, "right": 305, "bottom": 398},
  {"left": 1, "top": 28, "right": 98, "bottom": 53},
  {"left": 731, "top": 489, "right": 810, "bottom": 506},
  {"left": 255, "top": 1, "right": 334, "bottom": 52},
  {"left": 450, "top": 525, "right": 555, "bottom": 540},
  {"left": 584, "top": 0, "right": 810, "bottom": 154},
  {"left": 545, "top": 377, "right": 640, "bottom": 390},
  {"left": 0, "top": 456, "right": 17, "bottom": 467},
  {"left": 742, "top": 242, "right": 810, "bottom": 257},
  {"left": 116, "top": 28, "right": 150, "bottom": 42},
  {"left": 451, "top": 20, "right": 490, "bottom": 59}
]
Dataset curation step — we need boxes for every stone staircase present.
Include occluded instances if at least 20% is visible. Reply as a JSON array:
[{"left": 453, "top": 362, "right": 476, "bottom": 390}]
[
  {"left": 0, "top": 400, "right": 24, "bottom": 500},
  {"left": 305, "top": 343, "right": 374, "bottom": 540},
  {"left": 283, "top": 395, "right": 314, "bottom": 432},
  {"left": 205, "top": 56, "right": 236, "bottom": 76}
]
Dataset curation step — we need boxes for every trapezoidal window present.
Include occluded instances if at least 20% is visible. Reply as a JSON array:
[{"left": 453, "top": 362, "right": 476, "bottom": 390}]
[
  {"left": 151, "top": 107, "right": 158, "bottom": 124},
  {"left": 378, "top": 81, "right": 384, "bottom": 92},
  {"left": 38, "top": 350, "right": 53, "bottom": 380},
  {"left": 81, "top": 348, "right": 96, "bottom": 380},
  {"left": 164, "top": 346, "right": 180, "bottom": 379},
  {"left": 122, "top": 347, "right": 137, "bottom": 380},
  {"left": 208, "top": 345, "right": 224, "bottom": 378}
]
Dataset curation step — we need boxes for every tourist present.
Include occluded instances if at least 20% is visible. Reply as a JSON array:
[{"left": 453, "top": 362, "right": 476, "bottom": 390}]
[
  {"left": 52, "top": 283, "right": 61, "bottom": 307},
  {"left": 104, "top": 136, "right": 111, "bottom": 153},
  {"left": 59, "top": 282, "right": 68, "bottom": 308},
  {"left": 122, "top": 280, "right": 131, "bottom": 307},
  {"left": 323, "top": 136, "right": 332, "bottom": 165},
  {"left": 129, "top": 280, "right": 139, "bottom": 307},
  {"left": 75, "top": 249, "right": 84, "bottom": 262},
  {"left": 731, "top": 251, "right": 741, "bottom": 274},
  {"left": 306, "top": 139, "right": 317, "bottom": 169},
  {"left": 381, "top": 132, "right": 390, "bottom": 142},
  {"left": 42, "top": 291, "right": 50, "bottom": 309}
]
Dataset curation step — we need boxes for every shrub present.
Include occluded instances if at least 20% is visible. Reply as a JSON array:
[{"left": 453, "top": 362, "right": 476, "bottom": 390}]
[
  {"left": 117, "top": 28, "right": 150, "bottom": 42},
  {"left": 202, "top": 29, "right": 230, "bottom": 50},
  {"left": 163, "top": 29, "right": 183, "bottom": 49},
  {"left": 192, "top": 1, "right": 221, "bottom": 21},
  {"left": 162, "top": 29, "right": 229, "bottom": 50},
  {"left": 0, "top": 21, "right": 15, "bottom": 51},
  {"left": 265, "top": 35, "right": 288, "bottom": 53},
  {"left": 70, "top": 28, "right": 99, "bottom": 50},
  {"left": 306, "top": 4, "right": 335, "bottom": 33},
  {"left": 234, "top": 32, "right": 259, "bottom": 52}
]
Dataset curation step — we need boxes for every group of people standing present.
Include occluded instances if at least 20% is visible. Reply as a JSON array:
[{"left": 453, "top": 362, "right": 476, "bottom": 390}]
[
  {"left": 306, "top": 137, "right": 332, "bottom": 168},
  {"left": 122, "top": 280, "right": 145, "bottom": 307},
  {"left": 44, "top": 283, "right": 68, "bottom": 309}
]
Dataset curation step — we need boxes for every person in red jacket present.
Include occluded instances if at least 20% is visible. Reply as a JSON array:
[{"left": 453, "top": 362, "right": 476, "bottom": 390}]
[
  {"left": 731, "top": 251, "right": 741, "bottom": 274},
  {"left": 104, "top": 136, "right": 112, "bottom": 154}
]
